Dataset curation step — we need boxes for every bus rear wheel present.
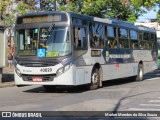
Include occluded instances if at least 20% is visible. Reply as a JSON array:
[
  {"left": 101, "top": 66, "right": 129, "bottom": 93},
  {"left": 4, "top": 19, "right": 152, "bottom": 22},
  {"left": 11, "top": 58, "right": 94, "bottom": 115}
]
[
  {"left": 43, "top": 85, "right": 56, "bottom": 92},
  {"left": 89, "top": 68, "right": 100, "bottom": 90},
  {"left": 136, "top": 64, "right": 144, "bottom": 81}
]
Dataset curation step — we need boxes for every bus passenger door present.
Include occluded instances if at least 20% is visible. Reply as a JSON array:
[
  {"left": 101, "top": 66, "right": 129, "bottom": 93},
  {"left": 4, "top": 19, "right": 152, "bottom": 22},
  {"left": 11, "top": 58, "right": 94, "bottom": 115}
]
[{"left": 72, "top": 25, "right": 89, "bottom": 84}]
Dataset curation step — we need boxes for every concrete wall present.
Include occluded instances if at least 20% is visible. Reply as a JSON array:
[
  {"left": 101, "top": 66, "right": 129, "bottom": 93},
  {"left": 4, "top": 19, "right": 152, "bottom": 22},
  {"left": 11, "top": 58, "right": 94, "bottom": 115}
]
[{"left": 0, "top": 26, "right": 6, "bottom": 68}]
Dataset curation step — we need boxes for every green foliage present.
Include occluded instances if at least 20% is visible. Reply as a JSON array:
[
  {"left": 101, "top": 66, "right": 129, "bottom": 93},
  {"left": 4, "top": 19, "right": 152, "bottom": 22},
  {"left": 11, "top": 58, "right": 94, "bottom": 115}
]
[
  {"left": 17, "top": 2, "right": 29, "bottom": 14},
  {"left": 157, "top": 11, "right": 160, "bottom": 22},
  {"left": 2, "top": 12, "right": 15, "bottom": 26},
  {"left": 58, "top": 0, "right": 160, "bottom": 23},
  {"left": 0, "top": 0, "right": 160, "bottom": 26},
  {"left": 39, "top": 0, "right": 55, "bottom": 11},
  {"left": 58, "top": 0, "right": 84, "bottom": 13},
  {"left": 0, "top": 0, "right": 12, "bottom": 26}
]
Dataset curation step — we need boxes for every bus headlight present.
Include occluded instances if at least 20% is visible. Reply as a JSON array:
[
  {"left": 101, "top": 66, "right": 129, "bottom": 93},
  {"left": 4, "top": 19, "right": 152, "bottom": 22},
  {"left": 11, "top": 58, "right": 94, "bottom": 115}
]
[
  {"left": 64, "top": 64, "right": 70, "bottom": 71},
  {"left": 56, "top": 64, "right": 70, "bottom": 76},
  {"left": 15, "top": 67, "right": 21, "bottom": 77},
  {"left": 57, "top": 67, "right": 64, "bottom": 76}
]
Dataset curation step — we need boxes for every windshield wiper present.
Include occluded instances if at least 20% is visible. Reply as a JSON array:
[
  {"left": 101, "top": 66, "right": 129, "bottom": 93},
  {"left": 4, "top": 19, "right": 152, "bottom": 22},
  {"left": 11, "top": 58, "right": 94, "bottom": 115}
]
[{"left": 48, "top": 24, "right": 55, "bottom": 34}]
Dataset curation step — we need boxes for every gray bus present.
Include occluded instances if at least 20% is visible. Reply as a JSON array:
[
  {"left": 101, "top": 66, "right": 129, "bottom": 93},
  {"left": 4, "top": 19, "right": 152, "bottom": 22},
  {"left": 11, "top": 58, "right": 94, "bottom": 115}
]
[{"left": 14, "top": 11, "right": 158, "bottom": 91}]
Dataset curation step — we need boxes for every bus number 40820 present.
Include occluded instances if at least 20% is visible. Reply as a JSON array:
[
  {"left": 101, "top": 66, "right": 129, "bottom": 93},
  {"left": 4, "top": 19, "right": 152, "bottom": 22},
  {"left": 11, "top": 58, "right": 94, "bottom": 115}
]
[{"left": 40, "top": 68, "right": 52, "bottom": 72}]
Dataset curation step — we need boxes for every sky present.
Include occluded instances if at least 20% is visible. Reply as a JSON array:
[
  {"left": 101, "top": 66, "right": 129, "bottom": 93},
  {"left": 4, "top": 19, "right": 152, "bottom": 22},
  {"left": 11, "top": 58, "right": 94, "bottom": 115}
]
[{"left": 137, "top": 6, "right": 159, "bottom": 22}]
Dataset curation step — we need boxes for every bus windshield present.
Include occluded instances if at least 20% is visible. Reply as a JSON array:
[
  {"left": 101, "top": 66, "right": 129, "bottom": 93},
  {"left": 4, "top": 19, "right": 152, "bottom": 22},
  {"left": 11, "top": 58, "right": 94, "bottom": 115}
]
[{"left": 16, "top": 27, "right": 71, "bottom": 57}]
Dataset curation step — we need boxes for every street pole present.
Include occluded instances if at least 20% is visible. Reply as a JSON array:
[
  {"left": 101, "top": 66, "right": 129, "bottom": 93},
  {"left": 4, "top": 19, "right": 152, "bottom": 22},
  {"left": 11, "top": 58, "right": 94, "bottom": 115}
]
[
  {"left": 54, "top": 0, "right": 56, "bottom": 11},
  {"left": 9, "top": 27, "right": 11, "bottom": 50}
]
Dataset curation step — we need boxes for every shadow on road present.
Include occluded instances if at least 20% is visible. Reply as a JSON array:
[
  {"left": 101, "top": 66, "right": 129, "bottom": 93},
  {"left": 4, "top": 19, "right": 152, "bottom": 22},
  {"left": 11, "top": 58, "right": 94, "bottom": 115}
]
[
  {"left": 23, "top": 77, "right": 136, "bottom": 93},
  {"left": 143, "top": 69, "right": 160, "bottom": 80},
  {"left": 23, "top": 69, "right": 160, "bottom": 94}
]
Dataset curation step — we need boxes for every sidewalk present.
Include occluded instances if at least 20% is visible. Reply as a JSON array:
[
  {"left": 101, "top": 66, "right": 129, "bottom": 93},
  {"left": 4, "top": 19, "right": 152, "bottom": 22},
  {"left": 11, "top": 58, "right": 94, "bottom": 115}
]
[{"left": 0, "top": 67, "right": 15, "bottom": 88}]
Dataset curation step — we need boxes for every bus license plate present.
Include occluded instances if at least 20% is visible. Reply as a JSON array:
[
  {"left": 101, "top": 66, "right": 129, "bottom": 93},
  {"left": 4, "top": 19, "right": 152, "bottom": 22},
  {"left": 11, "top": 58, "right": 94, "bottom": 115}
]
[{"left": 32, "top": 77, "right": 43, "bottom": 82}]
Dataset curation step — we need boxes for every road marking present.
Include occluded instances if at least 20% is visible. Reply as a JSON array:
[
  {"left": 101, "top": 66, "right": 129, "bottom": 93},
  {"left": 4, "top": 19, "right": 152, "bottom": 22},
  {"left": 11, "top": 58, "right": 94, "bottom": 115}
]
[
  {"left": 140, "top": 104, "right": 160, "bottom": 106},
  {"left": 128, "top": 108, "right": 160, "bottom": 111},
  {"left": 149, "top": 100, "right": 160, "bottom": 102}
]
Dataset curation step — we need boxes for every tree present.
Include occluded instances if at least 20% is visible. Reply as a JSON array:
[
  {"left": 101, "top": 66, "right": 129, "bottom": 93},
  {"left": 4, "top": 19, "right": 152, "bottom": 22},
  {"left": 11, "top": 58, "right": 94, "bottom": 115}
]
[
  {"left": 130, "top": 0, "right": 160, "bottom": 22},
  {"left": 58, "top": 0, "right": 160, "bottom": 23},
  {"left": 0, "top": 0, "right": 11, "bottom": 25},
  {"left": 157, "top": 11, "right": 160, "bottom": 22},
  {"left": 0, "top": 0, "right": 159, "bottom": 24}
]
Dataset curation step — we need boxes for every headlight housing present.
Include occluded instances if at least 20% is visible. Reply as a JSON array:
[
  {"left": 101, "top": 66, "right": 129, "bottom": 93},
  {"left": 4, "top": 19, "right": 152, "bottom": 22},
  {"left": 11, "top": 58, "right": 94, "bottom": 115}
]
[
  {"left": 15, "top": 67, "right": 21, "bottom": 77},
  {"left": 56, "top": 64, "right": 71, "bottom": 76}
]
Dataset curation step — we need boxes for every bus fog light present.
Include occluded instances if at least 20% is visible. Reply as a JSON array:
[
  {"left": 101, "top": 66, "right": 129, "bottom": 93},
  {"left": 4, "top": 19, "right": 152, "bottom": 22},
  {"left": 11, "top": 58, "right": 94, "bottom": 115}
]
[{"left": 15, "top": 68, "right": 21, "bottom": 77}]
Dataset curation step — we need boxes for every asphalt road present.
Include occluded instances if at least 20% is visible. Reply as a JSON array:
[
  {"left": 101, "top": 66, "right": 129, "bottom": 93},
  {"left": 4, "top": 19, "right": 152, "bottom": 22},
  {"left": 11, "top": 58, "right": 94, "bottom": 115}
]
[{"left": 1, "top": 70, "right": 160, "bottom": 120}]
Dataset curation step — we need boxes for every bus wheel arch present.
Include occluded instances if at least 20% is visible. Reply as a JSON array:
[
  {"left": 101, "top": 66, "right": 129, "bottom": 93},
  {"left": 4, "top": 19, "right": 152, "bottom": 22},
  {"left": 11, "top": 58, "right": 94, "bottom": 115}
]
[
  {"left": 89, "top": 63, "right": 103, "bottom": 90},
  {"left": 136, "top": 61, "right": 144, "bottom": 81}
]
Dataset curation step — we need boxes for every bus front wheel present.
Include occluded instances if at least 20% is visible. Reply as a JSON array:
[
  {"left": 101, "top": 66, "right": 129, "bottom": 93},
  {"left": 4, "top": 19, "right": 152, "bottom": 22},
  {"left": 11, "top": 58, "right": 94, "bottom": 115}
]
[{"left": 89, "top": 68, "right": 100, "bottom": 90}]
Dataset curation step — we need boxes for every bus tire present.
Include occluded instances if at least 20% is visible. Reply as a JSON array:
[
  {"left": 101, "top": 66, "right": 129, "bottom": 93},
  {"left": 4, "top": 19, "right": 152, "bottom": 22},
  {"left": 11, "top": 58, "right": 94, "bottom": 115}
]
[
  {"left": 43, "top": 85, "right": 56, "bottom": 92},
  {"left": 89, "top": 68, "right": 100, "bottom": 90},
  {"left": 136, "top": 64, "right": 144, "bottom": 81}
]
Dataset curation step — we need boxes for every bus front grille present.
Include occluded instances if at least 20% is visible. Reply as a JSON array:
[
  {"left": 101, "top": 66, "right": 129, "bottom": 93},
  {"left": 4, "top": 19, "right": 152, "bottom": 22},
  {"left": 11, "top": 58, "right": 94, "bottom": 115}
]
[
  {"left": 19, "top": 62, "right": 56, "bottom": 67},
  {"left": 22, "top": 74, "right": 56, "bottom": 82},
  {"left": 16, "top": 58, "right": 59, "bottom": 67}
]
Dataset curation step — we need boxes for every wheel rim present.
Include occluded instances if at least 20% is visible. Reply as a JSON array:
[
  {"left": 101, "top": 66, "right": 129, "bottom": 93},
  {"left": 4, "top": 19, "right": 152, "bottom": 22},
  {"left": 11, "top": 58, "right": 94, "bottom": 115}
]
[
  {"left": 92, "top": 72, "right": 99, "bottom": 85},
  {"left": 139, "top": 68, "right": 143, "bottom": 80}
]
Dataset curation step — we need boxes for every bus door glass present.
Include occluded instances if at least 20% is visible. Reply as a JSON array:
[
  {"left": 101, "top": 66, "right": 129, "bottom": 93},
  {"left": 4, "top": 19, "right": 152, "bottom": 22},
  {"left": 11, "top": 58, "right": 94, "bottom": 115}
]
[{"left": 73, "top": 26, "right": 87, "bottom": 48}]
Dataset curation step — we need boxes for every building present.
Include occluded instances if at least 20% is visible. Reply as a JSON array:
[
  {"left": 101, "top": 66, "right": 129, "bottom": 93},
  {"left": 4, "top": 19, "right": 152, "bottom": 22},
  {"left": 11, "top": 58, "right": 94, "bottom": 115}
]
[
  {"left": 135, "top": 19, "right": 160, "bottom": 41},
  {"left": 135, "top": 20, "right": 160, "bottom": 30}
]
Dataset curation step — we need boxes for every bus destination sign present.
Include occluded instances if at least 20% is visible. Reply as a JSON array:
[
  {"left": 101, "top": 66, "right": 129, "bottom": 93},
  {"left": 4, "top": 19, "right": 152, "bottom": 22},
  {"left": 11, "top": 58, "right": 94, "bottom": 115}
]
[
  {"left": 19, "top": 14, "right": 67, "bottom": 24},
  {"left": 23, "top": 15, "right": 61, "bottom": 23}
]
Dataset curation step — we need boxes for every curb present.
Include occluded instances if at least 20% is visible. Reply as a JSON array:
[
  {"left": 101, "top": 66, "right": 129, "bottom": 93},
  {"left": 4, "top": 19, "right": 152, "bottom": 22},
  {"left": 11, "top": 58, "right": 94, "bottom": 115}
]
[{"left": 0, "top": 82, "right": 15, "bottom": 88}]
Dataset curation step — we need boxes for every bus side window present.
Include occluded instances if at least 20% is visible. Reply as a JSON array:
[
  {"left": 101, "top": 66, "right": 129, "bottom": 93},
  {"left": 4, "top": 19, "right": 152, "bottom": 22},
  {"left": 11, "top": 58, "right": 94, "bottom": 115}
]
[
  {"left": 130, "top": 30, "right": 138, "bottom": 49},
  {"left": 74, "top": 26, "right": 87, "bottom": 48},
  {"left": 140, "top": 32, "right": 150, "bottom": 49},
  {"left": 105, "top": 26, "right": 117, "bottom": 48},
  {"left": 118, "top": 28, "right": 128, "bottom": 48},
  {"left": 89, "top": 22, "right": 104, "bottom": 48}
]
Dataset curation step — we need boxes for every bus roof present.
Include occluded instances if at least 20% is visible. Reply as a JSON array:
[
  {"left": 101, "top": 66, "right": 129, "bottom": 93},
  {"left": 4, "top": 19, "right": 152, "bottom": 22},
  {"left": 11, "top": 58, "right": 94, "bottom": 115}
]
[
  {"left": 17, "top": 11, "right": 156, "bottom": 33},
  {"left": 68, "top": 12, "right": 156, "bottom": 33}
]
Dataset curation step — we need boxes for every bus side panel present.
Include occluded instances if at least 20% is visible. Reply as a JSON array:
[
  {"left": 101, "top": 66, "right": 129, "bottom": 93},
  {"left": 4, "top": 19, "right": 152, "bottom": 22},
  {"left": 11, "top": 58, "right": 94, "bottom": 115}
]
[
  {"left": 75, "top": 68, "right": 85, "bottom": 85},
  {"left": 143, "top": 61, "right": 158, "bottom": 74},
  {"left": 102, "top": 63, "right": 138, "bottom": 81},
  {"left": 74, "top": 66, "right": 93, "bottom": 85}
]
